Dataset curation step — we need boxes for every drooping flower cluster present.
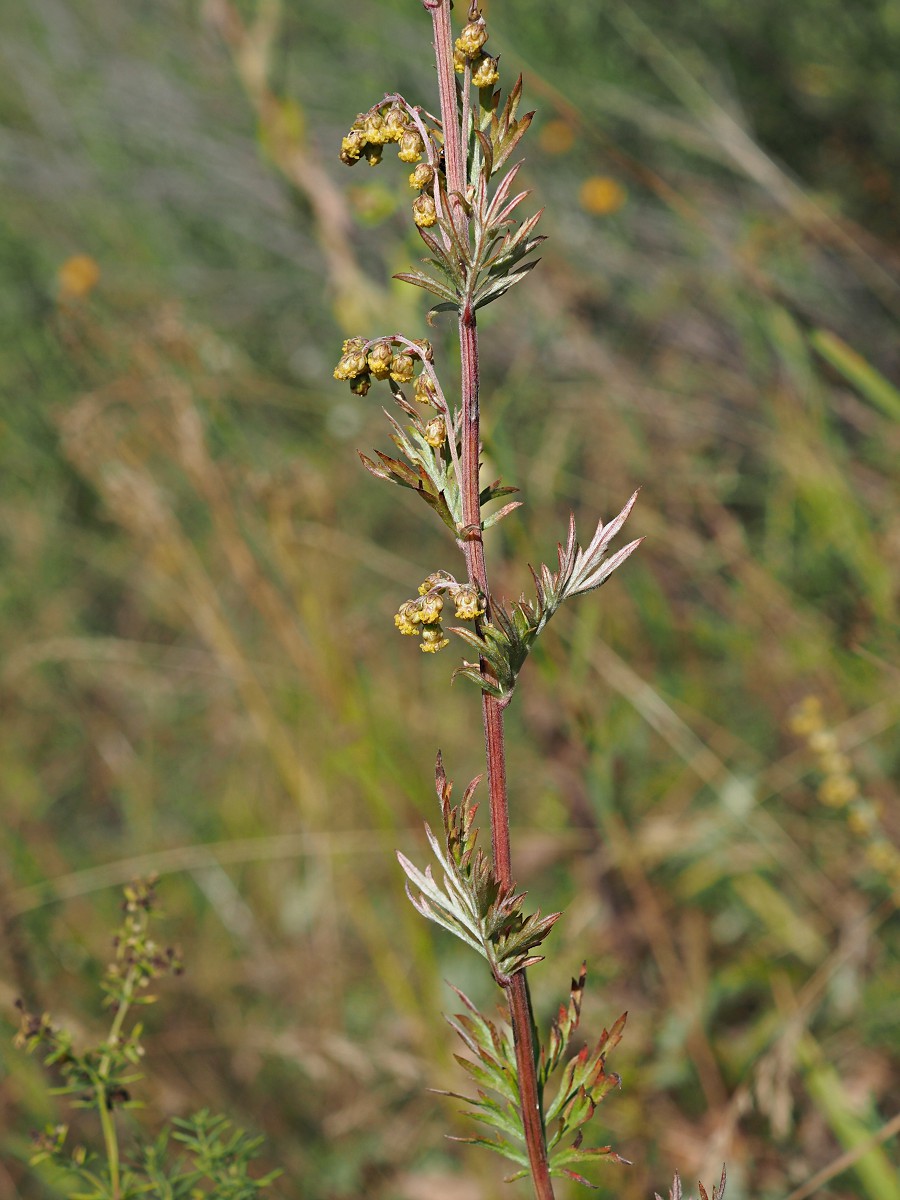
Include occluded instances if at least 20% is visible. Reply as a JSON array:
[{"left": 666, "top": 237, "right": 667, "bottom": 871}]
[
  {"left": 453, "top": 13, "right": 499, "bottom": 89},
  {"left": 790, "top": 696, "right": 900, "bottom": 894},
  {"left": 339, "top": 99, "right": 439, "bottom": 228},
  {"left": 340, "top": 103, "right": 425, "bottom": 169},
  {"left": 333, "top": 335, "right": 431, "bottom": 398},
  {"left": 395, "top": 571, "right": 486, "bottom": 654}
]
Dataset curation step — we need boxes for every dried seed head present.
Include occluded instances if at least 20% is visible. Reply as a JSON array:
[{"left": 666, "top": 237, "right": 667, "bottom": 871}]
[
  {"left": 412, "top": 193, "right": 437, "bottom": 227},
  {"left": 420, "top": 625, "right": 450, "bottom": 653},
  {"left": 409, "top": 162, "right": 435, "bottom": 191},
  {"left": 456, "top": 19, "right": 488, "bottom": 59},
  {"left": 454, "top": 585, "right": 485, "bottom": 621},
  {"left": 423, "top": 416, "right": 446, "bottom": 447},
  {"left": 389, "top": 352, "right": 416, "bottom": 383},
  {"left": 397, "top": 129, "right": 425, "bottom": 164},
  {"left": 367, "top": 340, "right": 394, "bottom": 380},
  {"left": 471, "top": 53, "right": 500, "bottom": 89}
]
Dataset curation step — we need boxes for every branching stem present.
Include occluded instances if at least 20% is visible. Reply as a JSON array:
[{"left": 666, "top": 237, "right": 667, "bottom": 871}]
[{"left": 426, "top": 3, "right": 555, "bottom": 1196}]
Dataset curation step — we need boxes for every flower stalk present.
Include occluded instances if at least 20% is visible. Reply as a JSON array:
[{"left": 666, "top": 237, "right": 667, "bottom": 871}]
[
  {"left": 334, "top": 1, "right": 643, "bottom": 1193},
  {"left": 438, "top": 3, "right": 553, "bottom": 1183}
]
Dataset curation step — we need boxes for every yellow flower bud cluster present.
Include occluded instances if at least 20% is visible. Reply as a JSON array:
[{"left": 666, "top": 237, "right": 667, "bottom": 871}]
[
  {"left": 407, "top": 159, "right": 438, "bottom": 228},
  {"left": 789, "top": 696, "right": 900, "bottom": 899},
  {"left": 453, "top": 15, "right": 498, "bottom": 89},
  {"left": 340, "top": 104, "right": 425, "bottom": 169},
  {"left": 394, "top": 572, "right": 486, "bottom": 654},
  {"left": 333, "top": 336, "right": 422, "bottom": 396}
]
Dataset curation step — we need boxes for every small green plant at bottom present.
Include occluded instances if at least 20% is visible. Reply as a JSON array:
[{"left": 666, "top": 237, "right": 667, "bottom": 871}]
[{"left": 14, "top": 876, "right": 280, "bottom": 1200}]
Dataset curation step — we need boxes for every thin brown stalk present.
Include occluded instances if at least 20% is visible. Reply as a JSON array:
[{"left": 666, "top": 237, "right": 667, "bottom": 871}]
[{"left": 425, "top": 3, "right": 555, "bottom": 1195}]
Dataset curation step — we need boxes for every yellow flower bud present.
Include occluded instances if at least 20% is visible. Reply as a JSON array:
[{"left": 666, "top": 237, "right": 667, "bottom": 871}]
[
  {"left": 414, "top": 373, "right": 437, "bottom": 405},
  {"left": 364, "top": 112, "right": 390, "bottom": 145},
  {"left": 579, "top": 176, "right": 627, "bottom": 216},
  {"left": 453, "top": 47, "right": 468, "bottom": 73},
  {"left": 409, "top": 163, "right": 435, "bottom": 191},
  {"left": 394, "top": 601, "right": 420, "bottom": 636},
  {"left": 788, "top": 695, "right": 823, "bottom": 736},
  {"left": 423, "top": 416, "right": 446, "bottom": 448},
  {"left": 412, "top": 193, "right": 437, "bottom": 227},
  {"left": 865, "top": 840, "right": 897, "bottom": 874},
  {"left": 821, "top": 751, "right": 851, "bottom": 777},
  {"left": 419, "top": 593, "right": 444, "bottom": 624},
  {"left": 847, "top": 802, "right": 880, "bottom": 837},
  {"left": 456, "top": 19, "right": 488, "bottom": 58},
  {"left": 367, "top": 340, "right": 394, "bottom": 380},
  {"left": 58, "top": 254, "right": 100, "bottom": 299},
  {"left": 471, "top": 53, "right": 499, "bottom": 89},
  {"left": 383, "top": 105, "right": 406, "bottom": 140},
  {"left": 389, "top": 352, "right": 415, "bottom": 383},
  {"left": 420, "top": 626, "right": 450, "bottom": 653},
  {"left": 398, "top": 129, "right": 425, "bottom": 164},
  {"left": 454, "top": 586, "right": 485, "bottom": 621},
  {"left": 418, "top": 571, "right": 454, "bottom": 595},
  {"left": 809, "top": 729, "right": 837, "bottom": 756},
  {"left": 818, "top": 774, "right": 858, "bottom": 808},
  {"left": 340, "top": 129, "right": 367, "bottom": 162},
  {"left": 333, "top": 349, "right": 368, "bottom": 380}
]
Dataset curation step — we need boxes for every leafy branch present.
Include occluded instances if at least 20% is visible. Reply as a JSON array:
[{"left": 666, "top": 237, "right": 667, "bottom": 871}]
[
  {"left": 454, "top": 490, "right": 643, "bottom": 702},
  {"left": 397, "top": 754, "right": 561, "bottom": 985},
  {"left": 437, "top": 970, "right": 628, "bottom": 1187},
  {"left": 15, "top": 879, "right": 279, "bottom": 1200}
]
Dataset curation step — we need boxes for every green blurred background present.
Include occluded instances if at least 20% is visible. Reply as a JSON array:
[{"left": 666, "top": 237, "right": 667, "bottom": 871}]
[{"left": 1, "top": 0, "right": 898, "bottom": 1197}]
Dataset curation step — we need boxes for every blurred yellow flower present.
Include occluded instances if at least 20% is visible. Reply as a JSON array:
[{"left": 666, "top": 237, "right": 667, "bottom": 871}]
[
  {"left": 57, "top": 254, "right": 100, "bottom": 299},
  {"left": 538, "top": 119, "right": 575, "bottom": 155},
  {"left": 579, "top": 176, "right": 627, "bottom": 216}
]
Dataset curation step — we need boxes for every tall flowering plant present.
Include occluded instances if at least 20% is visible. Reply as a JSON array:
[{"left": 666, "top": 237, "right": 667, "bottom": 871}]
[{"left": 332, "top": 5, "right": 721, "bottom": 1199}]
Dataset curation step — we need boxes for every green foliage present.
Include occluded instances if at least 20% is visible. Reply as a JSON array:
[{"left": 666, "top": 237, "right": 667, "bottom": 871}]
[
  {"left": 453, "top": 492, "right": 642, "bottom": 702},
  {"left": 14, "top": 881, "right": 279, "bottom": 1200},
  {"left": 1, "top": 0, "right": 898, "bottom": 1196},
  {"left": 398, "top": 755, "right": 561, "bottom": 984},
  {"left": 439, "top": 970, "right": 627, "bottom": 1187}
]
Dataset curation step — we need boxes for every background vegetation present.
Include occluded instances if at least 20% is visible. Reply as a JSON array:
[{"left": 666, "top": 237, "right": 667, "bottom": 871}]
[{"left": 1, "top": 0, "right": 898, "bottom": 1198}]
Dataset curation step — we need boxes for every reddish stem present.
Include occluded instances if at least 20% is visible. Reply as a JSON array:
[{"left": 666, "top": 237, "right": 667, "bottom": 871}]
[{"left": 425, "top": 4, "right": 555, "bottom": 1196}]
